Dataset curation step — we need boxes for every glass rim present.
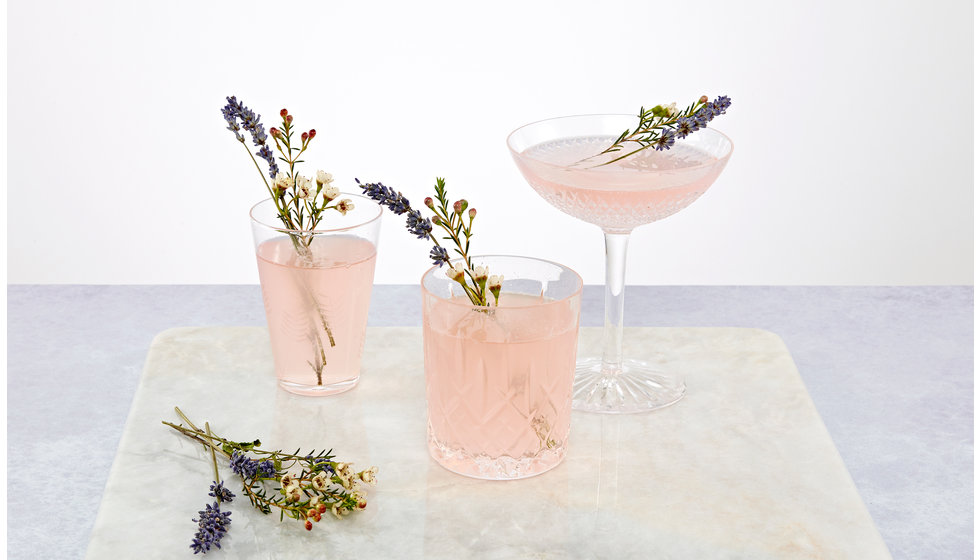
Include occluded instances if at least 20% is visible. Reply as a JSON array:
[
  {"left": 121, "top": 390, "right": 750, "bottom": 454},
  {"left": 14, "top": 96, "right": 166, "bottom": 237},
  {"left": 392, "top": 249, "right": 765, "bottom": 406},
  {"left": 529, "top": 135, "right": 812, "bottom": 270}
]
[
  {"left": 420, "top": 254, "right": 583, "bottom": 310},
  {"left": 249, "top": 192, "right": 383, "bottom": 234},
  {"left": 506, "top": 113, "right": 734, "bottom": 170}
]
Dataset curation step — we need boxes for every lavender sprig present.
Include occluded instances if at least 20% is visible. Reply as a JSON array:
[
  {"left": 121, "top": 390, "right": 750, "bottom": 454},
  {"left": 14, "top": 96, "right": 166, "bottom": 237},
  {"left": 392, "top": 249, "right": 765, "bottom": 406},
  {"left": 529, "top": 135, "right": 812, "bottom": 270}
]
[
  {"left": 356, "top": 179, "right": 445, "bottom": 265},
  {"left": 591, "top": 94, "right": 732, "bottom": 166},
  {"left": 190, "top": 423, "right": 235, "bottom": 554},
  {"left": 358, "top": 178, "right": 501, "bottom": 306},
  {"left": 191, "top": 502, "right": 232, "bottom": 554},
  {"left": 220, "top": 97, "right": 355, "bottom": 237},
  {"left": 166, "top": 407, "right": 378, "bottom": 536},
  {"left": 221, "top": 96, "right": 279, "bottom": 179}
]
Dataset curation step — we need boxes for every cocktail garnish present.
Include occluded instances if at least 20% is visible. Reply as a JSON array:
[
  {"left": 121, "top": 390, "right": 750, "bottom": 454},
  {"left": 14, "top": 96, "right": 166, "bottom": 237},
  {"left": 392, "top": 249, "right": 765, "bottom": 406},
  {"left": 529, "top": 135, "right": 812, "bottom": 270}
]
[{"left": 589, "top": 95, "right": 732, "bottom": 166}]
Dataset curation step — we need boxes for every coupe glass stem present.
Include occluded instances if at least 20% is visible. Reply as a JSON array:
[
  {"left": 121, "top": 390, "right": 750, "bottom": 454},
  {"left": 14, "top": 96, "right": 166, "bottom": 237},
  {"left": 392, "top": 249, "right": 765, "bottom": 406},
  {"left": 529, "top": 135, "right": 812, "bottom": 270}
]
[{"left": 601, "top": 230, "right": 631, "bottom": 374}]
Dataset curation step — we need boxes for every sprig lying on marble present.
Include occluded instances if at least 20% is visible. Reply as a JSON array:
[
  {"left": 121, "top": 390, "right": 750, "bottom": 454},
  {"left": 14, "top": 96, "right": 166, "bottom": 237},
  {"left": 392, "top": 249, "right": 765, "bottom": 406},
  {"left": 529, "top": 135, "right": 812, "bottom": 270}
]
[
  {"left": 164, "top": 407, "right": 378, "bottom": 551},
  {"left": 190, "top": 423, "right": 234, "bottom": 554}
]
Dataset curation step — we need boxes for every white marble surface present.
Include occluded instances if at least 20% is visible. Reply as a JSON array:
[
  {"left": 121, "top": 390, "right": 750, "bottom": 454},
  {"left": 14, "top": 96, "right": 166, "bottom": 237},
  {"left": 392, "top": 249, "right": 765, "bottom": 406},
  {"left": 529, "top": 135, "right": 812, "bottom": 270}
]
[
  {"left": 86, "top": 326, "right": 890, "bottom": 558},
  {"left": 6, "top": 285, "right": 973, "bottom": 558}
]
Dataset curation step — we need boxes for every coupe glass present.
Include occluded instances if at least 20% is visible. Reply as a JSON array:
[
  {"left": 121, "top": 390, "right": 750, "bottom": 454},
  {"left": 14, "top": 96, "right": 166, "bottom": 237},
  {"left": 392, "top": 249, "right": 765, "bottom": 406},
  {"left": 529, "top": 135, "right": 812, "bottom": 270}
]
[{"left": 507, "top": 114, "right": 733, "bottom": 413}]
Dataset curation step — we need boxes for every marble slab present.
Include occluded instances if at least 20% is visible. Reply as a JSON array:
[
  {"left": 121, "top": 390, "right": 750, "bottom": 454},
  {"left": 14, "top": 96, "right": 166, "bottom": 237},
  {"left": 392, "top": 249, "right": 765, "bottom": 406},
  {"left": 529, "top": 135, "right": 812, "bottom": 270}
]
[{"left": 85, "top": 326, "right": 891, "bottom": 559}]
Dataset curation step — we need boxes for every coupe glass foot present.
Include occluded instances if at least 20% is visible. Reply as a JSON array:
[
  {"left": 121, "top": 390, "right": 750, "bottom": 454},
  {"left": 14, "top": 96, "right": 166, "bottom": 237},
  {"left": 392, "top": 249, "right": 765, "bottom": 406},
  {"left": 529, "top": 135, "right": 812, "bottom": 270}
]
[{"left": 572, "top": 357, "right": 685, "bottom": 414}]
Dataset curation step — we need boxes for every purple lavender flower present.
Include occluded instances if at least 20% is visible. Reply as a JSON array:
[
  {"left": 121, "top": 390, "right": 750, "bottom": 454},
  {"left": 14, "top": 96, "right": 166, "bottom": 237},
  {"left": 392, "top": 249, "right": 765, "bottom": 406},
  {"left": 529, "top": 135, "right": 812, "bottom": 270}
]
[
  {"left": 208, "top": 481, "right": 235, "bottom": 503},
  {"left": 356, "top": 179, "right": 411, "bottom": 214},
  {"left": 307, "top": 455, "right": 335, "bottom": 474},
  {"left": 257, "top": 460, "right": 277, "bottom": 479},
  {"left": 229, "top": 451, "right": 258, "bottom": 478},
  {"left": 713, "top": 95, "right": 732, "bottom": 112},
  {"left": 221, "top": 96, "right": 280, "bottom": 179},
  {"left": 653, "top": 129, "right": 676, "bottom": 151},
  {"left": 429, "top": 246, "right": 449, "bottom": 266},
  {"left": 693, "top": 110, "right": 709, "bottom": 128},
  {"left": 221, "top": 104, "right": 244, "bottom": 142},
  {"left": 191, "top": 502, "right": 232, "bottom": 554},
  {"left": 405, "top": 209, "right": 433, "bottom": 239},
  {"left": 357, "top": 178, "right": 441, "bottom": 251},
  {"left": 675, "top": 117, "right": 696, "bottom": 138},
  {"left": 256, "top": 145, "right": 276, "bottom": 173}
]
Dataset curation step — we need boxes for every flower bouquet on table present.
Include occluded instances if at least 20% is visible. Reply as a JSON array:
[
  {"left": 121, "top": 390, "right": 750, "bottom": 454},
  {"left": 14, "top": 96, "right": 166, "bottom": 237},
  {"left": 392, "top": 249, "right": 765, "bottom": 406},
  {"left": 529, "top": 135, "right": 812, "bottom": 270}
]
[
  {"left": 164, "top": 408, "right": 378, "bottom": 553},
  {"left": 222, "top": 97, "right": 382, "bottom": 396}
]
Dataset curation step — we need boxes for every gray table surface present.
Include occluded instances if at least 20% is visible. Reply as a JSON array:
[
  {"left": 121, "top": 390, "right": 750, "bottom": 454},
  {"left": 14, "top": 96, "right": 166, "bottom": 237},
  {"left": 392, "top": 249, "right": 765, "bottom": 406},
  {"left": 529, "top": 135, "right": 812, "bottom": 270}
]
[{"left": 7, "top": 285, "right": 973, "bottom": 559}]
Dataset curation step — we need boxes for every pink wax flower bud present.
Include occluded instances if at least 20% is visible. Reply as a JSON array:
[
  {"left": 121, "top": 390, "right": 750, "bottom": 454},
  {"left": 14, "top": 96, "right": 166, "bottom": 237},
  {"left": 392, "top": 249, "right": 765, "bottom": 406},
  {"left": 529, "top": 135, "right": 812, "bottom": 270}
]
[
  {"left": 301, "top": 132, "right": 309, "bottom": 141},
  {"left": 280, "top": 108, "right": 288, "bottom": 117},
  {"left": 699, "top": 95, "right": 709, "bottom": 104},
  {"left": 285, "top": 115, "right": 293, "bottom": 123},
  {"left": 270, "top": 127, "right": 280, "bottom": 138},
  {"left": 308, "top": 129, "right": 316, "bottom": 139},
  {"left": 453, "top": 199, "right": 468, "bottom": 215},
  {"left": 424, "top": 197, "right": 434, "bottom": 209},
  {"left": 468, "top": 207, "right": 476, "bottom": 219}
]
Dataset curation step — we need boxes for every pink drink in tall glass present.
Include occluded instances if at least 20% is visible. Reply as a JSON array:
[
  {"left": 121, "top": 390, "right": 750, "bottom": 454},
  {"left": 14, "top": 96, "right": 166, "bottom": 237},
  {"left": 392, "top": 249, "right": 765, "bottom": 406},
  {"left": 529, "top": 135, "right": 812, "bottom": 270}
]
[
  {"left": 256, "top": 235, "right": 376, "bottom": 394},
  {"left": 250, "top": 195, "right": 382, "bottom": 396}
]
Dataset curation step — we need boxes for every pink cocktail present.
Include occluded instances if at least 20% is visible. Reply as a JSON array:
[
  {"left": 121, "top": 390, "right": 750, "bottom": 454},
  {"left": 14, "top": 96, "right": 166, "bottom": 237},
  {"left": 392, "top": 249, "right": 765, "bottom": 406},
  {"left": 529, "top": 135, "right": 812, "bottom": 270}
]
[
  {"left": 250, "top": 195, "right": 382, "bottom": 396},
  {"left": 508, "top": 115, "right": 733, "bottom": 413},
  {"left": 422, "top": 256, "right": 582, "bottom": 479}
]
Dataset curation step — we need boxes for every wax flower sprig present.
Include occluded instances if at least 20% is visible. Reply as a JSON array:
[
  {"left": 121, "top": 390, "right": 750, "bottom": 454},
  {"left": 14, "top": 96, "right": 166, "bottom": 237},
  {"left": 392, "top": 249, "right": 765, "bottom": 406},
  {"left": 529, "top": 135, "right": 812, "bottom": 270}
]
[
  {"left": 165, "top": 407, "right": 377, "bottom": 551},
  {"left": 357, "top": 177, "right": 502, "bottom": 307},
  {"left": 222, "top": 96, "right": 358, "bottom": 386},
  {"left": 589, "top": 94, "right": 732, "bottom": 166},
  {"left": 221, "top": 96, "right": 354, "bottom": 252}
]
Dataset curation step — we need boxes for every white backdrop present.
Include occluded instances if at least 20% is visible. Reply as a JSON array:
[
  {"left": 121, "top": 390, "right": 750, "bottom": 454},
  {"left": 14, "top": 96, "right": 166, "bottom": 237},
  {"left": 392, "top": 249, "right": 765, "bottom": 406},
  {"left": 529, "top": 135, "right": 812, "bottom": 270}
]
[{"left": 7, "top": 0, "right": 973, "bottom": 285}]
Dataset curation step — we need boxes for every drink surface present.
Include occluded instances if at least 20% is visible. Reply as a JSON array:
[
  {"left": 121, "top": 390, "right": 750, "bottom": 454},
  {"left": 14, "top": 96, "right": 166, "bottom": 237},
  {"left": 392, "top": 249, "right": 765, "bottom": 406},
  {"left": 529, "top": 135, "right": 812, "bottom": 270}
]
[
  {"left": 516, "top": 135, "right": 725, "bottom": 231},
  {"left": 423, "top": 292, "right": 579, "bottom": 477},
  {"left": 255, "top": 235, "right": 377, "bottom": 391}
]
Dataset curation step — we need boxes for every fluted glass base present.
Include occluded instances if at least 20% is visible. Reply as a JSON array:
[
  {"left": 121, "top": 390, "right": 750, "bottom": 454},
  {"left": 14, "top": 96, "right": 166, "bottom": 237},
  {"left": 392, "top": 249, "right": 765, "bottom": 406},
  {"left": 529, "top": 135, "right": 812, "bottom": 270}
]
[{"left": 572, "top": 357, "right": 685, "bottom": 414}]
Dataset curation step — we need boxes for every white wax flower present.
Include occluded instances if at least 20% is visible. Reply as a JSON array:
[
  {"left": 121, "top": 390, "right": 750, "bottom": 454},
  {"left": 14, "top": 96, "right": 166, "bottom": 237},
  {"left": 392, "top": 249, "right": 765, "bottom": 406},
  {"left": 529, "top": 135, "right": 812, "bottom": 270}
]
[
  {"left": 311, "top": 472, "right": 328, "bottom": 491},
  {"left": 487, "top": 275, "right": 503, "bottom": 290},
  {"left": 322, "top": 184, "right": 340, "bottom": 201},
  {"left": 296, "top": 175, "right": 313, "bottom": 199},
  {"left": 665, "top": 102, "right": 679, "bottom": 117},
  {"left": 274, "top": 173, "right": 294, "bottom": 191},
  {"left": 473, "top": 266, "right": 488, "bottom": 281},
  {"left": 337, "top": 199, "right": 354, "bottom": 215},
  {"left": 316, "top": 170, "right": 334, "bottom": 186},
  {"left": 446, "top": 263, "right": 466, "bottom": 282},
  {"left": 359, "top": 466, "right": 378, "bottom": 486}
]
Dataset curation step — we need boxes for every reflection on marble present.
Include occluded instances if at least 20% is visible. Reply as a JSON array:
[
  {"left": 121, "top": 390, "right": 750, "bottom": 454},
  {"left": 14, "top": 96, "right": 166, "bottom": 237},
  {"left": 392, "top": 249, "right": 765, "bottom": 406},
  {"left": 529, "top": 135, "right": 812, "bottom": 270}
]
[{"left": 85, "top": 326, "right": 890, "bottom": 559}]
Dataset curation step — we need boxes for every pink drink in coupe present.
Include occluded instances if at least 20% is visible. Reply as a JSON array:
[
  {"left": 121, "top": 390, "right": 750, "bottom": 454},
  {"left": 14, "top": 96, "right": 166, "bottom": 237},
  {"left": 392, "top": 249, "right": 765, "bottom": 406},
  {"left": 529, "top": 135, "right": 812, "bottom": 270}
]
[
  {"left": 255, "top": 235, "right": 376, "bottom": 394},
  {"left": 423, "top": 292, "right": 580, "bottom": 479},
  {"left": 508, "top": 114, "right": 733, "bottom": 413},
  {"left": 514, "top": 135, "right": 726, "bottom": 232}
]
